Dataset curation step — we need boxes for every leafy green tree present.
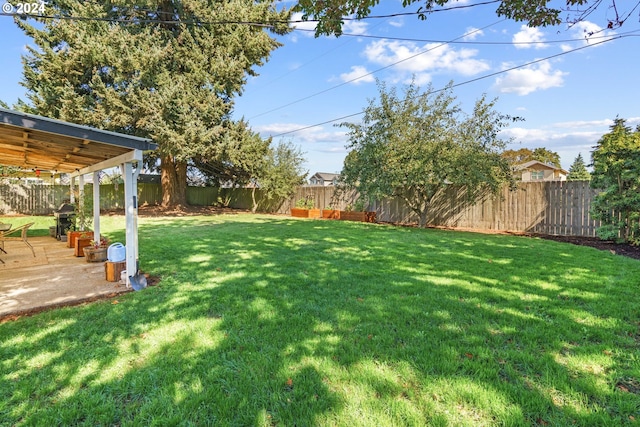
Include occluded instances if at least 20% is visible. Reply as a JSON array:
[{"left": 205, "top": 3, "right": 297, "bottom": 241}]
[
  {"left": 501, "top": 147, "right": 561, "bottom": 168},
  {"left": 590, "top": 118, "right": 640, "bottom": 244},
  {"left": 567, "top": 153, "right": 591, "bottom": 181},
  {"left": 501, "top": 148, "right": 534, "bottom": 165},
  {"left": 340, "top": 80, "right": 516, "bottom": 228},
  {"left": 192, "top": 119, "right": 271, "bottom": 187},
  {"left": 250, "top": 141, "right": 307, "bottom": 213},
  {"left": 15, "top": 0, "right": 291, "bottom": 206},
  {"left": 294, "top": 0, "right": 632, "bottom": 37},
  {"left": 531, "top": 147, "right": 561, "bottom": 168}
]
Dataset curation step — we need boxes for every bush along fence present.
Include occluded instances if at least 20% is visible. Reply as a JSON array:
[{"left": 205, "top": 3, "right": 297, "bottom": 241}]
[{"left": 1, "top": 181, "right": 602, "bottom": 237}]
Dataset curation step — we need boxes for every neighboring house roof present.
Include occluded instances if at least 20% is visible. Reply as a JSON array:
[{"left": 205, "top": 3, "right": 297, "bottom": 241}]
[
  {"left": 309, "top": 172, "right": 340, "bottom": 185},
  {"left": 311, "top": 172, "right": 340, "bottom": 181},
  {"left": 514, "top": 160, "right": 568, "bottom": 175}
]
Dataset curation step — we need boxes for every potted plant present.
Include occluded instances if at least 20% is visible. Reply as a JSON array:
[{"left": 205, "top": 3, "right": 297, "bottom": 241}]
[
  {"left": 68, "top": 228, "right": 92, "bottom": 249},
  {"left": 74, "top": 231, "right": 94, "bottom": 257},
  {"left": 83, "top": 236, "right": 109, "bottom": 262},
  {"left": 67, "top": 191, "right": 94, "bottom": 247}
]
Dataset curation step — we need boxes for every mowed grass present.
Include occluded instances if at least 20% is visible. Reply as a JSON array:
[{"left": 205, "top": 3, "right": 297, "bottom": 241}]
[{"left": 1, "top": 214, "right": 640, "bottom": 426}]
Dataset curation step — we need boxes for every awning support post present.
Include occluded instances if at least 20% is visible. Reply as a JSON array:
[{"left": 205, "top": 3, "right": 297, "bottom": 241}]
[
  {"left": 93, "top": 171, "right": 101, "bottom": 244},
  {"left": 121, "top": 161, "right": 140, "bottom": 287},
  {"left": 78, "top": 175, "right": 85, "bottom": 231}
]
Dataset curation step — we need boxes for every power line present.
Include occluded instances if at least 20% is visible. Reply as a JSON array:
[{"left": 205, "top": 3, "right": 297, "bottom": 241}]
[
  {"left": 293, "top": 27, "right": 640, "bottom": 46},
  {"left": 249, "top": 20, "right": 505, "bottom": 120},
  {"left": 249, "top": 18, "right": 391, "bottom": 94},
  {"left": 0, "top": 1, "right": 501, "bottom": 26},
  {"left": 249, "top": 24, "right": 640, "bottom": 116},
  {"left": 269, "top": 34, "right": 629, "bottom": 139}
]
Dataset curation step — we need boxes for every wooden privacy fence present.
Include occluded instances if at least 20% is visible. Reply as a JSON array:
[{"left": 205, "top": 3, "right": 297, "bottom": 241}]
[
  {"left": 371, "top": 181, "right": 600, "bottom": 236},
  {"left": 0, "top": 181, "right": 602, "bottom": 237}
]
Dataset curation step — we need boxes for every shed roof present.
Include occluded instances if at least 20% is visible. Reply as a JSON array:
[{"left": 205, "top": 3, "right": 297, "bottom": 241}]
[{"left": 0, "top": 108, "right": 156, "bottom": 173}]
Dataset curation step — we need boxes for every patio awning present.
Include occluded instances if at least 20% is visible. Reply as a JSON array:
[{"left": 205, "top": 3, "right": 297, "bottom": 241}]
[
  {"left": 0, "top": 107, "right": 156, "bottom": 173},
  {"left": 0, "top": 107, "right": 158, "bottom": 288}
]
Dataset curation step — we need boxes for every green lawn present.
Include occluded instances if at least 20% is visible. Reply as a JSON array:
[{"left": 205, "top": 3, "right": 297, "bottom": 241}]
[{"left": 1, "top": 214, "right": 640, "bottom": 426}]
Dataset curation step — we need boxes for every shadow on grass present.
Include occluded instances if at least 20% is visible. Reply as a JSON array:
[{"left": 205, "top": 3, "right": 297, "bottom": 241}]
[{"left": 1, "top": 215, "right": 639, "bottom": 425}]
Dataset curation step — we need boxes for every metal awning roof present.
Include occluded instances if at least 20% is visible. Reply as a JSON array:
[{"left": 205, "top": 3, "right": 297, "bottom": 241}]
[{"left": 0, "top": 107, "right": 157, "bottom": 173}]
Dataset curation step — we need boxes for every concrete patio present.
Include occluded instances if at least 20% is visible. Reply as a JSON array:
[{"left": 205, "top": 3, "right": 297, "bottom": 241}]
[{"left": 0, "top": 236, "right": 130, "bottom": 320}]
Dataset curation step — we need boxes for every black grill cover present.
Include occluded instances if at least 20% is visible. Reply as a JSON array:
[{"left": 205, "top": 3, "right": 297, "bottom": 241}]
[{"left": 54, "top": 203, "right": 75, "bottom": 217}]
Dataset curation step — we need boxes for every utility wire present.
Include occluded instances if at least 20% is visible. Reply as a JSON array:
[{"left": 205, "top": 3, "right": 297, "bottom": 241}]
[
  {"left": 0, "top": 1, "right": 501, "bottom": 25},
  {"left": 269, "top": 34, "right": 628, "bottom": 138},
  {"left": 250, "top": 18, "right": 390, "bottom": 94},
  {"left": 249, "top": 20, "right": 505, "bottom": 120},
  {"left": 293, "top": 27, "right": 640, "bottom": 45}
]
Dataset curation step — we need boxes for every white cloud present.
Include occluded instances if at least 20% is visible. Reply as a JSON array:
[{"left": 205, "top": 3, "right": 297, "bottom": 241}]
[
  {"left": 571, "top": 20, "right": 605, "bottom": 39},
  {"left": 463, "top": 27, "right": 483, "bottom": 41},
  {"left": 290, "top": 12, "right": 317, "bottom": 39},
  {"left": 339, "top": 66, "right": 375, "bottom": 84},
  {"left": 363, "top": 40, "right": 490, "bottom": 80},
  {"left": 494, "top": 60, "right": 567, "bottom": 95},
  {"left": 553, "top": 117, "right": 640, "bottom": 129},
  {"left": 506, "top": 117, "right": 640, "bottom": 143},
  {"left": 409, "top": 73, "right": 432, "bottom": 86},
  {"left": 502, "top": 127, "right": 602, "bottom": 143},
  {"left": 343, "top": 20, "right": 368, "bottom": 35},
  {"left": 560, "top": 43, "right": 573, "bottom": 52},
  {"left": 512, "top": 25, "right": 548, "bottom": 49},
  {"left": 553, "top": 119, "right": 614, "bottom": 129},
  {"left": 257, "top": 123, "right": 347, "bottom": 145},
  {"left": 499, "top": 115, "right": 640, "bottom": 168},
  {"left": 563, "top": 21, "right": 616, "bottom": 49},
  {"left": 501, "top": 126, "right": 604, "bottom": 169}
]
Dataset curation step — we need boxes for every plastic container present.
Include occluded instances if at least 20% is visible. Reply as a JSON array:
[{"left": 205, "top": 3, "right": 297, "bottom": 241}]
[{"left": 108, "top": 243, "right": 126, "bottom": 262}]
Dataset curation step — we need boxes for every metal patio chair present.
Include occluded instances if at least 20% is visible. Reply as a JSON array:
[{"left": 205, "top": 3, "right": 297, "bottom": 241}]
[{"left": 0, "top": 222, "right": 35, "bottom": 257}]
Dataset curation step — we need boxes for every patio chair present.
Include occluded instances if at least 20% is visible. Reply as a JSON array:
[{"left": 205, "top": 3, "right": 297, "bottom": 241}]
[{"left": 0, "top": 222, "right": 35, "bottom": 257}]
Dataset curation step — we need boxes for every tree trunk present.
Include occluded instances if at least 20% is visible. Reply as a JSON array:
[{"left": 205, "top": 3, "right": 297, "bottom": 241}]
[
  {"left": 401, "top": 191, "right": 431, "bottom": 228},
  {"left": 161, "top": 155, "right": 188, "bottom": 207},
  {"left": 251, "top": 187, "right": 258, "bottom": 213},
  {"left": 418, "top": 210, "right": 429, "bottom": 228}
]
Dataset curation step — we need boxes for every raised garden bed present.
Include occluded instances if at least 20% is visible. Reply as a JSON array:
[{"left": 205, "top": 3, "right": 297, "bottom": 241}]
[
  {"left": 291, "top": 208, "right": 321, "bottom": 219},
  {"left": 339, "top": 211, "right": 376, "bottom": 223},
  {"left": 321, "top": 209, "right": 340, "bottom": 219}
]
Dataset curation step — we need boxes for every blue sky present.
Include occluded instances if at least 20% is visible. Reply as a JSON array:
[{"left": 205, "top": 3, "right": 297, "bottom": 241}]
[{"left": 2, "top": 1, "right": 639, "bottom": 175}]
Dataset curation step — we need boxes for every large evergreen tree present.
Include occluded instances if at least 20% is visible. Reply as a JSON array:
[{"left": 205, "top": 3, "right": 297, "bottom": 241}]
[
  {"left": 590, "top": 118, "right": 640, "bottom": 244},
  {"left": 16, "top": 0, "right": 291, "bottom": 206},
  {"left": 567, "top": 153, "right": 591, "bottom": 181}
]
